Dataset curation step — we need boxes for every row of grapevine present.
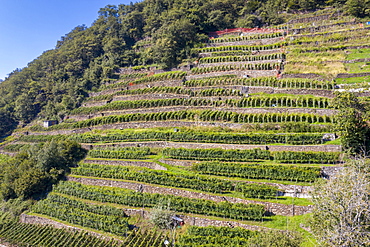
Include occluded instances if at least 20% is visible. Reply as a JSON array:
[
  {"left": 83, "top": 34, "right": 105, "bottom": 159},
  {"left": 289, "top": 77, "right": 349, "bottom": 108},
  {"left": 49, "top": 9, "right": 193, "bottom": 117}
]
[
  {"left": 102, "top": 71, "right": 187, "bottom": 90},
  {"left": 176, "top": 226, "right": 257, "bottom": 247},
  {"left": 54, "top": 181, "right": 266, "bottom": 221},
  {"left": 197, "top": 110, "right": 332, "bottom": 124},
  {"left": 119, "top": 72, "right": 148, "bottom": 80},
  {"left": 163, "top": 147, "right": 341, "bottom": 164},
  {"left": 30, "top": 110, "right": 332, "bottom": 132},
  {"left": 72, "top": 96, "right": 331, "bottom": 115},
  {"left": 30, "top": 110, "right": 196, "bottom": 131},
  {"left": 191, "top": 63, "right": 280, "bottom": 74},
  {"left": 88, "top": 147, "right": 152, "bottom": 160},
  {"left": 0, "top": 220, "right": 124, "bottom": 247},
  {"left": 207, "top": 50, "right": 254, "bottom": 57},
  {"left": 193, "top": 162, "right": 321, "bottom": 182},
  {"left": 69, "top": 130, "right": 325, "bottom": 145},
  {"left": 224, "top": 96, "right": 330, "bottom": 108},
  {"left": 208, "top": 32, "right": 283, "bottom": 43},
  {"left": 85, "top": 87, "right": 241, "bottom": 103},
  {"left": 199, "top": 53, "right": 285, "bottom": 64},
  {"left": 19, "top": 122, "right": 332, "bottom": 143},
  {"left": 72, "top": 163, "right": 280, "bottom": 198},
  {"left": 33, "top": 193, "right": 129, "bottom": 235},
  {"left": 183, "top": 76, "right": 334, "bottom": 89},
  {"left": 163, "top": 148, "right": 270, "bottom": 162},
  {"left": 272, "top": 150, "right": 341, "bottom": 164},
  {"left": 196, "top": 43, "right": 284, "bottom": 53},
  {"left": 3, "top": 143, "right": 31, "bottom": 152}
]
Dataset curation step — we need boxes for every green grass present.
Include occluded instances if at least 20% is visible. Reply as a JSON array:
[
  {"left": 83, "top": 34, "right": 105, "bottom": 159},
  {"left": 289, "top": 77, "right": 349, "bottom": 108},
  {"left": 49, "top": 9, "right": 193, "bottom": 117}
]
[
  {"left": 346, "top": 48, "right": 370, "bottom": 60},
  {"left": 334, "top": 76, "right": 370, "bottom": 84},
  {"left": 0, "top": 153, "right": 10, "bottom": 164},
  {"left": 345, "top": 62, "right": 370, "bottom": 73},
  {"left": 254, "top": 214, "right": 317, "bottom": 247},
  {"left": 26, "top": 212, "right": 128, "bottom": 241}
]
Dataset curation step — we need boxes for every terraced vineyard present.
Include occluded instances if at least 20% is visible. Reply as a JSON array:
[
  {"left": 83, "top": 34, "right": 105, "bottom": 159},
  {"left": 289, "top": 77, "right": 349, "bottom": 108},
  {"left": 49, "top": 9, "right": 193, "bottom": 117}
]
[{"left": 2, "top": 9, "right": 370, "bottom": 247}]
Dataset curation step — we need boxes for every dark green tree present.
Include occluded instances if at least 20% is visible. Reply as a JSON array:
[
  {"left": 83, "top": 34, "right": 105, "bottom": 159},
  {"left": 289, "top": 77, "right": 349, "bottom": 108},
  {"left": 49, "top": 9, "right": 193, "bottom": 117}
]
[{"left": 331, "top": 92, "right": 370, "bottom": 155}]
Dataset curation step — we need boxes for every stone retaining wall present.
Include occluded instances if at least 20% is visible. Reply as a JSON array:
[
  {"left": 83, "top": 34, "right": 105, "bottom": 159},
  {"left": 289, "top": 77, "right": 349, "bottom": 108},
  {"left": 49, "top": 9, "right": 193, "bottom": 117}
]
[
  {"left": 89, "top": 79, "right": 183, "bottom": 98},
  {"left": 281, "top": 73, "right": 324, "bottom": 79},
  {"left": 0, "top": 150, "right": 15, "bottom": 157},
  {"left": 186, "top": 70, "right": 277, "bottom": 80},
  {"left": 112, "top": 93, "right": 190, "bottom": 102},
  {"left": 199, "top": 49, "right": 281, "bottom": 57},
  {"left": 290, "top": 21, "right": 356, "bottom": 34},
  {"left": 28, "top": 121, "right": 246, "bottom": 136},
  {"left": 87, "top": 141, "right": 341, "bottom": 153},
  {"left": 68, "top": 176, "right": 312, "bottom": 216},
  {"left": 82, "top": 158, "right": 167, "bottom": 170},
  {"left": 287, "top": 13, "right": 341, "bottom": 24},
  {"left": 83, "top": 100, "right": 109, "bottom": 108},
  {"left": 336, "top": 72, "right": 370, "bottom": 78},
  {"left": 206, "top": 37, "right": 283, "bottom": 47},
  {"left": 198, "top": 60, "right": 281, "bottom": 68},
  {"left": 159, "top": 159, "right": 194, "bottom": 167},
  {"left": 247, "top": 87, "right": 334, "bottom": 98},
  {"left": 322, "top": 166, "right": 344, "bottom": 179}
]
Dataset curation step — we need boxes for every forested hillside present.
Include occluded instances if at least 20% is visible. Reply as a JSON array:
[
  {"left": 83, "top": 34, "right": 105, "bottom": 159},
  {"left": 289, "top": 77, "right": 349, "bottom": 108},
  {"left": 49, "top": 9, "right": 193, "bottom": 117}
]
[{"left": 0, "top": 0, "right": 370, "bottom": 246}]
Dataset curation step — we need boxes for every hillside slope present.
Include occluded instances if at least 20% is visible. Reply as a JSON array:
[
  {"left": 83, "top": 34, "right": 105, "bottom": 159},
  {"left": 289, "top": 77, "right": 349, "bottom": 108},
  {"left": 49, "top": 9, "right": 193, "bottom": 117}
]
[{"left": 0, "top": 4, "right": 370, "bottom": 247}]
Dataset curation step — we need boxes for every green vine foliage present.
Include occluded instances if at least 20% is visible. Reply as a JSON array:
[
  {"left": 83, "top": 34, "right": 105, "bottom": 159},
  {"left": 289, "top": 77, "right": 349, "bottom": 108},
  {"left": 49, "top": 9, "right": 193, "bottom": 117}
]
[{"left": 53, "top": 181, "right": 266, "bottom": 221}]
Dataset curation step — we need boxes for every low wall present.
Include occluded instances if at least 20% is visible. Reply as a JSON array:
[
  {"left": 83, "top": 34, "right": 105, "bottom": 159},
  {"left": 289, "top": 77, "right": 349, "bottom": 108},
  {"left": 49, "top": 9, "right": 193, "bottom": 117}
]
[
  {"left": 248, "top": 87, "right": 334, "bottom": 98},
  {"left": 198, "top": 60, "right": 281, "bottom": 68},
  {"left": 89, "top": 79, "right": 183, "bottom": 98},
  {"left": 186, "top": 70, "right": 277, "bottom": 80},
  {"left": 281, "top": 73, "right": 324, "bottom": 79},
  {"left": 336, "top": 72, "right": 370, "bottom": 78},
  {"left": 322, "top": 166, "right": 344, "bottom": 179},
  {"left": 287, "top": 13, "right": 340, "bottom": 24},
  {"left": 28, "top": 121, "right": 246, "bottom": 136},
  {"left": 68, "top": 176, "right": 312, "bottom": 216},
  {"left": 112, "top": 93, "right": 190, "bottom": 102},
  {"left": 82, "top": 158, "right": 167, "bottom": 170},
  {"left": 199, "top": 49, "right": 281, "bottom": 57},
  {"left": 206, "top": 37, "right": 283, "bottom": 47},
  {"left": 87, "top": 141, "right": 341, "bottom": 153},
  {"left": 0, "top": 150, "right": 15, "bottom": 157}
]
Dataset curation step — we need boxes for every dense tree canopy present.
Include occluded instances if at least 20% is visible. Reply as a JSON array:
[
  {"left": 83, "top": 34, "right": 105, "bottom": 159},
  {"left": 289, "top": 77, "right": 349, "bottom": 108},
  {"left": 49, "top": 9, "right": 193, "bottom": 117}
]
[{"left": 0, "top": 140, "right": 86, "bottom": 200}]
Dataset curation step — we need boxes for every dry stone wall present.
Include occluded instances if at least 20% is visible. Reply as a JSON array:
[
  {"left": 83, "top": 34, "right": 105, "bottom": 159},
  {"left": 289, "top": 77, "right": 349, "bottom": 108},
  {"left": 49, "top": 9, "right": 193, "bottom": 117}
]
[
  {"left": 28, "top": 121, "right": 246, "bottom": 136},
  {"left": 82, "top": 158, "right": 167, "bottom": 170},
  {"left": 322, "top": 166, "right": 344, "bottom": 179},
  {"left": 199, "top": 49, "right": 281, "bottom": 58},
  {"left": 336, "top": 72, "right": 370, "bottom": 78},
  {"left": 68, "top": 176, "right": 312, "bottom": 216},
  {"left": 89, "top": 79, "right": 183, "bottom": 98},
  {"left": 287, "top": 12, "right": 341, "bottom": 24},
  {"left": 206, "top": 37, "right": 283, "bottom": 47},
  {"left": 198, "top": 60, "right": 281, "bottom": 68},
  {"left": 281, "top": 73, "right": 324, "bottom": 79},
  {"left": 87, "top": 141, "right": 341, "bottom": 152},
  {"left": 186, "top": 70, "right": 278, "bottom": 80}
]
